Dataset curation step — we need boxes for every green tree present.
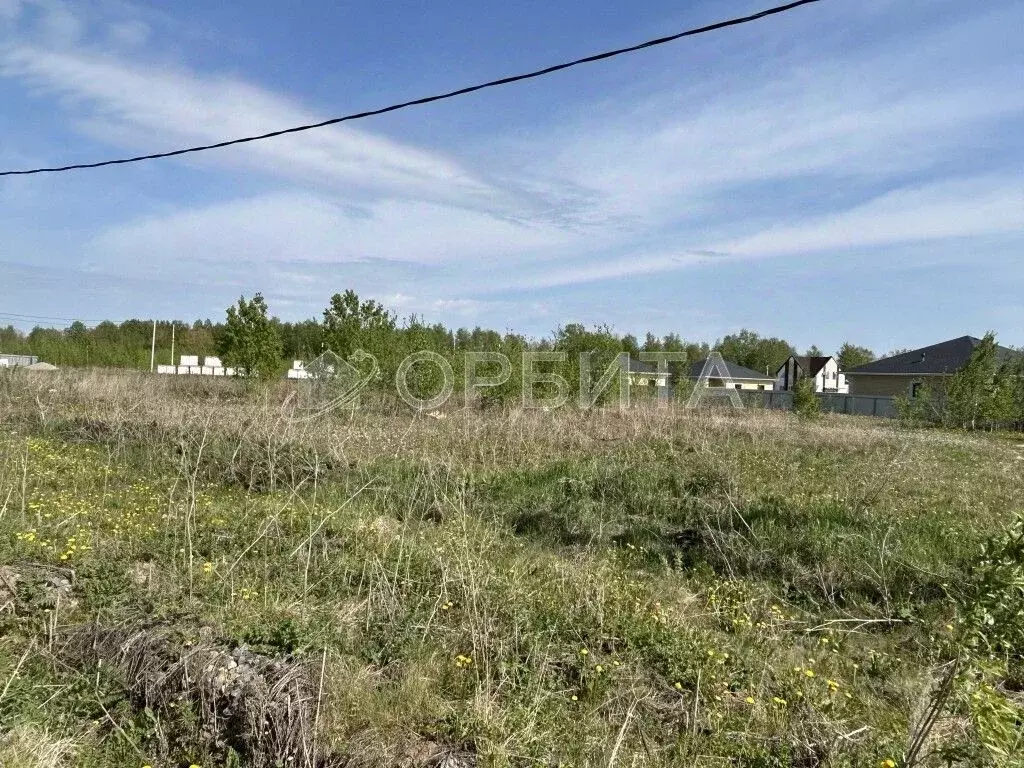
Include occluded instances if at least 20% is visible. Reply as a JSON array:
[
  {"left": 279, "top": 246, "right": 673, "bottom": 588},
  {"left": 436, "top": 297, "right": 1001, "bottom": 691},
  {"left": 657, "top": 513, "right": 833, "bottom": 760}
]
[
  {"left": 660, "top": 333, "right": 707, "bottom": 384},
  {"left": 394, "top": 317, "right": 453, "bottom": 403},
  {"left": 477, "top": 333, "right": 526, "bottom": 409},
  {"left": 552, "top": 323, "right": 625, "bottom": 407},
  {"left": 715, "top": 329, "right": 794, "bottom": 377},
  {"left": 217, "top": 294, "right": 283, "bottom": 380},
  {"left": 322, "top": 290, "right": 397, "bottom": 359},
  {"left": 1003, "top": 355, "right": 1024, "bottom": 426},
  {"left": 621, "top": 334, "right": 641, "bottom": 358},
  {"left": 895, "top": 381, "right": 939, "bottom": 427},
  {"left": 944, "top": 333, "right": 1009, "bottom": 429},
  {"left": 0, "top": 325, "right": 25, "bottom": 353},
  {"left": 805, "top": 344, "right": 824, "bottom": 357},
  {"left": 792, "top": 377, "right": 820, "bottom": 419},
  {"left": 280, "top": 319, "right": 326, "bottom": 362},
  {"left": 837, "top": 342, "right": 875, "bottom": 371}
]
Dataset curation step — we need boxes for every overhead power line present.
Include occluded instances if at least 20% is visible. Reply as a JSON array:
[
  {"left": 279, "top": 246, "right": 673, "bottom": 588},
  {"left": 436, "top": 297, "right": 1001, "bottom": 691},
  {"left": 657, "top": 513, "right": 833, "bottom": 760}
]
[
  {"left": 0, "top": 0, "right": 823, "bottom": 177},
  {"left": 0, "top": 315, "right": 69, "bottom": 329},
  {"left": 0, "top": 310, "right": 106, "bottom": 323},
  {"left": 0, "top": 313, "right": 106, "bottom": 328},
  {"left": 0, "top": 311, "right": 156, "bottom": 326}
]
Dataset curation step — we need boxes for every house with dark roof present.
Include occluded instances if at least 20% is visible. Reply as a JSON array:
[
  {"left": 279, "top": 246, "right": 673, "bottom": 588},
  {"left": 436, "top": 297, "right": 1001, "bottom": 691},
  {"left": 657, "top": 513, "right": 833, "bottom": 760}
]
[
  {"left": 686, "top": 358, "right": 776, "bottom": 391},
  {"left": 845, "top": 336, "right": 1020, "bottom": 398},
  {"left": 775, "top": 355, "right": 849, "bottom": 394}
]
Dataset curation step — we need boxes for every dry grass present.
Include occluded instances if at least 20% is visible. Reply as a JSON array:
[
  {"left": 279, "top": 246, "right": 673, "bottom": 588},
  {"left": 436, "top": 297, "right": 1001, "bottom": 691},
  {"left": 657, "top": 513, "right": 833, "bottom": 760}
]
[
  {"left": 0, "top": 723, "right": 77, "bottom": 768},
  {"left": 1, "top": 368, "right": 1021, "bottom": 767},
  {"left": 58, "top": 623, "right": 319, "bottom": 767}
]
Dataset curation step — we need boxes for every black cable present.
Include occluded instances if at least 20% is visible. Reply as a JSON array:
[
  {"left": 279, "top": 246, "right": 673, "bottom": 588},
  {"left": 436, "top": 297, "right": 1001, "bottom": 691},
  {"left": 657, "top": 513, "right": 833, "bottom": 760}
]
[
  {"left": 0, "top": 315, "right": 76, "bottom": 328},
  {"left": 0, "top": 0, "right": 823, "bottom": 177},
  {"left": 0, "top": 311, "right": 138, "bottom": 326},
  {"left": 0, "top": 310, "right": 103, "bottom": 323}
]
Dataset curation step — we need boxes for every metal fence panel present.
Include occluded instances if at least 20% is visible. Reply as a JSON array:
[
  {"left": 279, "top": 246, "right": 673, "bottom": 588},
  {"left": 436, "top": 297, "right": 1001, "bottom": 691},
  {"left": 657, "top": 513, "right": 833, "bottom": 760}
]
[{"left": 739, "top": 390, "right": 897, "bottom": 419}]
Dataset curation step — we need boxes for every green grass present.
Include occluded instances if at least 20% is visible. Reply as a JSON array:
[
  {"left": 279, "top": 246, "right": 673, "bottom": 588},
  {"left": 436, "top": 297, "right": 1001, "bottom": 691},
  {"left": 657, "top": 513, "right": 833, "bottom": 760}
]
[{"left": 0, "top": 369, "right": 1021, "bottom": 767}]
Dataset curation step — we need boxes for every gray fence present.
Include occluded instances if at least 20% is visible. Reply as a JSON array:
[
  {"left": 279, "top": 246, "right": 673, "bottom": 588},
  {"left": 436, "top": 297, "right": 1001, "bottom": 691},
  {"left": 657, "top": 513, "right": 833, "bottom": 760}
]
[{"left": 740, "top": 390, "right": 898, "bottom": 419}]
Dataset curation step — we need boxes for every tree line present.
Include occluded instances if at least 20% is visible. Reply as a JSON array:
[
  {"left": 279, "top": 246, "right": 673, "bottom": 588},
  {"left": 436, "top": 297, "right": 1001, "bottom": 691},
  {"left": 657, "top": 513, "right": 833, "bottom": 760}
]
[
  {"left": 6, "top": 292, "right": 1021, "bottom": 426},
  {"left": 1, "top": 291, "right": 880, "bottom": 382}
]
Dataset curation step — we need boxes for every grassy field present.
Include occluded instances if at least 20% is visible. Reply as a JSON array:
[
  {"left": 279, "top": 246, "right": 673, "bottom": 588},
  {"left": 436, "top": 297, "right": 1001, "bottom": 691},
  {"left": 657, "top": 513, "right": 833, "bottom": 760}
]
[{"left": 0, "top": 369, "right": 1021, "bottom": 767}]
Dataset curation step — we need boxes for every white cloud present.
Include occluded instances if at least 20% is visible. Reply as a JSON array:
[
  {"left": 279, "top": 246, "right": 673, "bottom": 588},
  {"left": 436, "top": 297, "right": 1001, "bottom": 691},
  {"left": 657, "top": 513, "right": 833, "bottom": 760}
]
[
  {"left": 357, "top": 295, "right": 518, "bottom": 320},
  {"left": 714, "top": 178, "right": 1024, "bottom": 258},
  {"left": 0, "top": 44, "right": 503, "bottom": 208},
  {"left": 431, "top": 297, "right": 513, "bottom": 316},
  {"left": 516, "top": 3, "right": 1024, "bottom": 232},
  {"left": 503, "top": 251, "right": 708, "bottom": 291},
  {"left": 86, "top": 191, "right": 575, "bottom": 270},
  {"left": 535, "top": 75, "right": 1024, "bottom": 231}
]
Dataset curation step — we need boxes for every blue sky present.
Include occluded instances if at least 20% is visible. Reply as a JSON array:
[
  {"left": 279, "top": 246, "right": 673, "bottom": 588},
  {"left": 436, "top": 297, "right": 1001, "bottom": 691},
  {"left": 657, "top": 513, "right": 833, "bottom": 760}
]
[{"left": 1, "top": 0, "right": 1021, "bottom": 354}]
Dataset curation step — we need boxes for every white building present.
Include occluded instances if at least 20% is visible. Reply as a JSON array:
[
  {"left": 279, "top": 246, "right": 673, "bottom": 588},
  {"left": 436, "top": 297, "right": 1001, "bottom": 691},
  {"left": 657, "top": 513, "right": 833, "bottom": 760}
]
[
  {"left": 0, "top": 353, "right": 39, "bottom": 368},
  {"left": 774, "top": 356, "right": 849, "bottom": 394},
  {"left": 287, "top": 360, "right": 311, "bottom": 380}
]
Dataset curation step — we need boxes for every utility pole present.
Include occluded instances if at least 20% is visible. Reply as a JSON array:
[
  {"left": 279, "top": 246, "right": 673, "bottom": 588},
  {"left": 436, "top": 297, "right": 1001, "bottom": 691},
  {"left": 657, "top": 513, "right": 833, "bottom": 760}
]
[
  {"left": 170, "top": 322, "right": 176, "bottom": 366},
  {"left": 150, "top": 319, "right": 157, "bottom": 372}
]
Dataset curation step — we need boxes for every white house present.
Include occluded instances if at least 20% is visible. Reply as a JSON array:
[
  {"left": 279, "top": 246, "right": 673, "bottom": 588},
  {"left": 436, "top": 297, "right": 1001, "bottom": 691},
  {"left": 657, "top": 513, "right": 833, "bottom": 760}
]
[{"left": 775, "top": 356, "right": 848, "bottom": 394}]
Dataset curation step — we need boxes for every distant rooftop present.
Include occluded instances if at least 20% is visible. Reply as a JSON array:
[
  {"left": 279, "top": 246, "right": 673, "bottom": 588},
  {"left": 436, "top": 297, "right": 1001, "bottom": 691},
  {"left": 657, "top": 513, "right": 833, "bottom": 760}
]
[
  {"left": 847, "top": 336, "right": 1020, "bottom": 376},
  {"left": 626, "top": 357, "right": 671, "bottom": 375},
  {"left": 688, "top": 358, "right": 775, "bottom": 381},
  {"left": 788, "top": 356, "right": 833, "bottom": 377}
]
